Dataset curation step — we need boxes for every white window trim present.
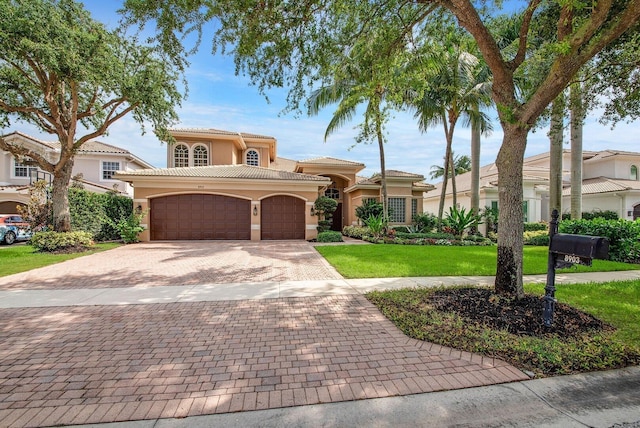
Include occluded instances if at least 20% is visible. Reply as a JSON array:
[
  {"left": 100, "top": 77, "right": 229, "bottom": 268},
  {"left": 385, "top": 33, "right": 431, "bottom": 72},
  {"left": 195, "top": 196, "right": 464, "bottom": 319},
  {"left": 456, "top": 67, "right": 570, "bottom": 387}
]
[
  {"left": 246, "top": 149, "right": 260, "bottom": 166},
  {"left": 173, "top": 144, "right": 190, "bottom": 168},
  {"left": 101, "top": 160, "right": 121, "bottom": 181},
  {"left": 192, "top": 144, "right": 209, "bottom": 167},
  {"left": 11, "top": 158, "right": 38, "bottom": 180}
]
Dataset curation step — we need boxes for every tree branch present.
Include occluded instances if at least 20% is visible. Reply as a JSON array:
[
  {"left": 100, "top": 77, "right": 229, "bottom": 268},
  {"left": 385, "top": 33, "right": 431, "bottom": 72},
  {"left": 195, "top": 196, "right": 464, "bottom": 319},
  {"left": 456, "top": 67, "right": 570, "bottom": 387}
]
[{"left": 509, "top": 0, "right": 542, "bottom": 70}]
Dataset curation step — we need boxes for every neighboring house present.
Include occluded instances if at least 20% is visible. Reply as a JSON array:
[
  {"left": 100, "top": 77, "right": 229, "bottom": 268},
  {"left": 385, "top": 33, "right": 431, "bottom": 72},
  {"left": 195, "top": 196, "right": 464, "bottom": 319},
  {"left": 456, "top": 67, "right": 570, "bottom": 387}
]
[
  {"left": 423, "top": 149, "right": 640, "bottom": 224},
  {"left": 0, "top": 131, "right": 153, "bottom": 213},
  {"left": 115, "top": 128, "right": 432, "bottom": 241}
]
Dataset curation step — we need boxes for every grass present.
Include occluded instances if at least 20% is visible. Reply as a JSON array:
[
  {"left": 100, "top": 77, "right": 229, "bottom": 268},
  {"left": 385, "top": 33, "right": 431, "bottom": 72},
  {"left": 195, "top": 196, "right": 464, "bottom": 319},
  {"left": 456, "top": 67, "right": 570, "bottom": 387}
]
[
  {"left": 367, "top": 279, "right": 640, "bottom": 376},
  {"left": 525, "top": 280, "right": 640, "bottom": 344},
  {"left": 315, "top": 245, "right": 638, "bottom": 278},
  {"left": 0, "top": 243, "right": 121, "bottom": 277}
]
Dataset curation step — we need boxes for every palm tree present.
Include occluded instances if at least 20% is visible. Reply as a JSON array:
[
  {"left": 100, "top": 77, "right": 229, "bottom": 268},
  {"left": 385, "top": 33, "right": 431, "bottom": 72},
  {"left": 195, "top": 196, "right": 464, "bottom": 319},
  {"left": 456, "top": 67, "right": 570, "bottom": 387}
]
[
  {"left": 430, "top": 153, "right": 471, "bottom": 180},
  {"left": 307, "top": 36, "right": 402, "bottom": 219},
  {"left": 410, "top": 36, "right": 492, "bottom": 229}
]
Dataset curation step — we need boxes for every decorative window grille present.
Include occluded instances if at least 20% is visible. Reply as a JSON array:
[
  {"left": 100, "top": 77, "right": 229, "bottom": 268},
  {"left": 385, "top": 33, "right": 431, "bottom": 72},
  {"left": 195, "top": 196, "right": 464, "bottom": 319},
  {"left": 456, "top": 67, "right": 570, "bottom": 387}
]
[
  {"left": 246, "top": 149, "right": 259, "bottom": 166},
  {"left": 102, "top": 161, "right": 120, "bottom": 180},
  {"left": 193, "top": 145, "right": 208, "bottom": 166},
  {"left": 174, "top": 144, "right": 189, "bottom": 167},
  {"left": 388, "top": 197, "right": 406, "bottom": 222}
]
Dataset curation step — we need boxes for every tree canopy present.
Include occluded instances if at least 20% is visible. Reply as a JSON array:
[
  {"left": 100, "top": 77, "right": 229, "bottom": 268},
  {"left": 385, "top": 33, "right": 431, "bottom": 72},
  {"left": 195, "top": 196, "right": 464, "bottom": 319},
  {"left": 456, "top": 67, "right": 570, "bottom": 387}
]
[{"left": 0, "top": 0, "right": 182, "bottom": 231}]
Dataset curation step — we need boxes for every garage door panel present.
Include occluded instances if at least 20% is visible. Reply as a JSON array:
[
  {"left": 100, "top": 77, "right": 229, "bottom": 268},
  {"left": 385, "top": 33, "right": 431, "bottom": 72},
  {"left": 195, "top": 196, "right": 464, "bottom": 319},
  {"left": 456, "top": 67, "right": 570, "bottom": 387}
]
[
  {"left": 261, "top": 196, "right": 305, "bottom": 240},
  {"left": 151, "top": 194, "right": 250, "bottom": 240}
]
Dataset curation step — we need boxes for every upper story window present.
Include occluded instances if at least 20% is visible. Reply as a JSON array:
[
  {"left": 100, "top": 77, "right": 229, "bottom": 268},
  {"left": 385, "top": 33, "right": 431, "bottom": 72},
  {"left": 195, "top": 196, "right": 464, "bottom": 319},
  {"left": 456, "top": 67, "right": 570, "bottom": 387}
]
[
  {"left": 193, "top": 145, "right": 208, "bottom": 167},
  {"left": 102, "top": 161, "right": 120, "bottom": 180},
  {"left": 631, "top": 165, "right": 638, "bottom": 181},
  {"left": 246, "top": 149, "right": 259, "bottom": 166},
  {"left": 14, "top": 158, "right": 37, "bottom": 178},
  {"left": 325, "top": 188, "right": 340, "bottom": 200},
  {"left": 174, "top": 144, "right": 189, "bottom": 167}
]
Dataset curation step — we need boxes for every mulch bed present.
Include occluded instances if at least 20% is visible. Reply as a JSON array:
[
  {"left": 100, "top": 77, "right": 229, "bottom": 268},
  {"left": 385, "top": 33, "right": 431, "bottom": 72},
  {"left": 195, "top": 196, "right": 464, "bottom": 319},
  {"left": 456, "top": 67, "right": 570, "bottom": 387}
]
[{"left": 430, "top": 287, "right": 611, "bottom": 338}]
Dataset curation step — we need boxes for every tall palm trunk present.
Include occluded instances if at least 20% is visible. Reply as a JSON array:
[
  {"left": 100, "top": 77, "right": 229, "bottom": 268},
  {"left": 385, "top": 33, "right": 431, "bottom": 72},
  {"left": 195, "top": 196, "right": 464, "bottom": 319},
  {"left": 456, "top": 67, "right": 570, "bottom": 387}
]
[
  {"left": 570, "top": 81, "right": 584, "bottom": 219},
  {"left": 373, "top": 95, "right": 388, "bottom": 219},
  {"left": 470, "top": 119, "right": 481, "bottom": 232},
  {"left": 549, "top": 95, "right": 564, "bottom": 219},
  {"left": 437, "top": 117, "right": 453, "bottom": 230}
]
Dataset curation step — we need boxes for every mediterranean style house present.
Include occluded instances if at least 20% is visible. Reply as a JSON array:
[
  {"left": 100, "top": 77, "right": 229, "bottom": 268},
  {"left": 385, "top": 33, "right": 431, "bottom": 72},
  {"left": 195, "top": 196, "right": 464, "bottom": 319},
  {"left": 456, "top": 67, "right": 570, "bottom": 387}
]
[
  {"left": 0, "top": 131, "right": 153, "bottom": 214},
  {"left": 423, "top": 149, "right": 640, "bottom": 223},
  {"left": 115, "top": 128, "right": 432, "bottom": 241}
]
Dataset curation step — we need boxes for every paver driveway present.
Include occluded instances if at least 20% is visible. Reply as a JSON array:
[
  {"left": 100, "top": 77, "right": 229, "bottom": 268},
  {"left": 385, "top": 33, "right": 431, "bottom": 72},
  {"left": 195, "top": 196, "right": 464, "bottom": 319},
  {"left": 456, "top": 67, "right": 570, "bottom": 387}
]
[
  {"left": 0, "top": 241, "right": 529, "bottom": 427},
  {"left": 0, "top": 241, "right": 342, "bottom": 290}
]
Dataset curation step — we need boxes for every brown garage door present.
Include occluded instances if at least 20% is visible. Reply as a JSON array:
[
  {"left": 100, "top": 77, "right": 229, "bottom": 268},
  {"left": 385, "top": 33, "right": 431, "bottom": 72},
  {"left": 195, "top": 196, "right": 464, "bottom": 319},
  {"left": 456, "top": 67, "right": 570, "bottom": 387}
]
[
  {"left": 261, "top": 195, "right": 305, "bottom": 240},
  {"left": 150, "top": 194, "right": 250, "bottom": 240}
]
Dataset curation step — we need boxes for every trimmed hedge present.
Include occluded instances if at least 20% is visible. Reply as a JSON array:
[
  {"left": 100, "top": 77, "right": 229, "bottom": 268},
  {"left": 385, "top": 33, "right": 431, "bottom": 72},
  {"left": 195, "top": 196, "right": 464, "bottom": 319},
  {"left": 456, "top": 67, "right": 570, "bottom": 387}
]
[
  {"left": 559, "top": 218, "right": 640, "bottom": 263},
  {"left": 30, "top": 231, "right": 94, "bottom": 252},
  {"left": 342, "top": 225, "right": 370, "bottom": 239},
  {"left": 317, "top": 231, "right": 343, "bottom": 243},
  {"left": 69, "top": 188, "right": 133, "bottom": 241},
  {"left": 524, "top": 230, "right": 550, "bottom": 246},
  {"left": 524, "top": 222, "right": 548, "bottom": 232}
]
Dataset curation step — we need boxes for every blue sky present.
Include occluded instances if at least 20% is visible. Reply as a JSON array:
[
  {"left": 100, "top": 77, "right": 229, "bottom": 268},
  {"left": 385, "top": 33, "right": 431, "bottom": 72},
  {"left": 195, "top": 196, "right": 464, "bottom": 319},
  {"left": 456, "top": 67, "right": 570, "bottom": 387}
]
[{"left": 9, "top": 1, "right": 640, "bottom": 182}]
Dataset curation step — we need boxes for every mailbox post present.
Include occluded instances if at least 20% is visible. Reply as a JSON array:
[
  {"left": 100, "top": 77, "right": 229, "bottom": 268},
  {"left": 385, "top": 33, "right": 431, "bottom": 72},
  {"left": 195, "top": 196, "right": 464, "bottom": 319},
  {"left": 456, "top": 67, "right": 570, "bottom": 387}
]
[{"left": 543, "top": 210, "right": 609, "bottom": 327}]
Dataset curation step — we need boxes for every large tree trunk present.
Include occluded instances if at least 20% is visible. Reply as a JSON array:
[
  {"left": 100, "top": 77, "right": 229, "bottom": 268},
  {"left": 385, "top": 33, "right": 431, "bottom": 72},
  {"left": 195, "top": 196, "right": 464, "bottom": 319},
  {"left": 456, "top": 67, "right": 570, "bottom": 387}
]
[
  {"left": 494, "top": 125, "right": 527, "bottom": 299},
  {"left": 570, "top": 82, "right": 584, "bottom": 220},
  {"left": 549, "top": 95, "right": 564, "bottom": 219},
  {"left": 51, "top": 158, "right": 74, "bottom": 232},
  {"left": 450, "top": 151, "right": 458, "bottom": 207},
  {"left": 470, "top": 120, "right": 480, "bottom": 217}
]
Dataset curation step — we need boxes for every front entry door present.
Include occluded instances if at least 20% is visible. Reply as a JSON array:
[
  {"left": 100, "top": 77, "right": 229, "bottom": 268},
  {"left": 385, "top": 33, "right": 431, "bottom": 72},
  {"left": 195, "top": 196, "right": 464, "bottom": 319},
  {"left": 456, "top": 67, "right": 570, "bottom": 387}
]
[{"left": 331, "top": 203, "right": 342, "bottom": 231}]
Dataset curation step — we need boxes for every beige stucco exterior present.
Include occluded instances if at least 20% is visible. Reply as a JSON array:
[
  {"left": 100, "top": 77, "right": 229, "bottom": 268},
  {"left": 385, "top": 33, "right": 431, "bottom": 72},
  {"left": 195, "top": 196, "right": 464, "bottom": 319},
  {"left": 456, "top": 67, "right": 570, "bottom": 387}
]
[{"left": 117, "top": 128, "right": 433, "bottom": 241}]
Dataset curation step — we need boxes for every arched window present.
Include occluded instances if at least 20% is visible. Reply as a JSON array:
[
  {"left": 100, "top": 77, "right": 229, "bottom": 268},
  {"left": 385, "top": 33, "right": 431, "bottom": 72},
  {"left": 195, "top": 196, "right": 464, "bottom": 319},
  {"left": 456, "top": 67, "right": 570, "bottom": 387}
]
[
  {"left": 246, "top": 149, "right": 259, "bottom": 166},
  {"left": 193, "top": 145, "right": 208, "bottom": 167},
  {"left": 325, "top": 188, "right": 340, "bottom": 200},
  {"left": 174, "top": 144, "right": 189, "bottom": 167},
  {"left": 631, "top": 165, "right": 638, "bottom": 181}
]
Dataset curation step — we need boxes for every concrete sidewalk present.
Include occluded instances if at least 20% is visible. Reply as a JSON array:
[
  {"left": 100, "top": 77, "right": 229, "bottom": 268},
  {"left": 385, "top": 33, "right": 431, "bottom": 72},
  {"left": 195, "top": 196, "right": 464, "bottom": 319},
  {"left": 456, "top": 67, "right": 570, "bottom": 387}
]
[{"left": 2, "top": 270, "right": 639, "bottom": 309}]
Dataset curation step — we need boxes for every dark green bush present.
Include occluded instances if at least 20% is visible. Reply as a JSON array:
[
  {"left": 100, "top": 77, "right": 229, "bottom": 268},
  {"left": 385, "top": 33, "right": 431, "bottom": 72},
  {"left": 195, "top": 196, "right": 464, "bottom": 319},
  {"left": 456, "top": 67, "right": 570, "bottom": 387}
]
[
  {"left": 412, "top": 212, "right": 438, "bottom": 232},
  {"left": 317, "top": 231, "right": 343, "bottom": 243},
  {"left": 30, "top": 231, "right": 94, "bottom": 252},
  {"left": 559, "top": 218, "right": 640, "bottom": 263},
  {"left": 524, "top": 222, "right": 548, "bottom": 232},
  {"left": 69, "top": 188, "right": 133, "bottom": 241},
  {"left": 561, "top": 210, "right": 619, "bottom": 220},
  {"left": 355, "top": 199, "right": 384, "bottom": 223}
]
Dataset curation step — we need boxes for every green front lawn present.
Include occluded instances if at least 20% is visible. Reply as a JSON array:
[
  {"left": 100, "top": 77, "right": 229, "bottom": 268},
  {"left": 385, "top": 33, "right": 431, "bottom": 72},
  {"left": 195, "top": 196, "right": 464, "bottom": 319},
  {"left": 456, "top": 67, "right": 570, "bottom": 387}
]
[
  {"left": 315, "top": 245, "right": 638, "bottom": 278},
  {"left": 0, "top": 243, "right": 121, "bottom": 277}
]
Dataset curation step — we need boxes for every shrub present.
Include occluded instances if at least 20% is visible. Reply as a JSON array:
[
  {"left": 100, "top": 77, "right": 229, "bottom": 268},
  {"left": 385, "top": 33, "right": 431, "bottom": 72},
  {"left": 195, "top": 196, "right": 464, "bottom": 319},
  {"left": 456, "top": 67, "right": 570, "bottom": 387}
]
[
  {"left": 364, "top": 214, "right": 387, "bottom": 238},
  {"left": 444, "top": 206, "right": 482, "bottom": 238},
  {"left": 342, "top": 225, "right": 370, "bottom": 239},
  {"left": 559, "top": 218, "right": 640, "bottom": 263},
  {"left": 524, "top": 230, "right": 550, "bottom": 246},
  {"left": 30, "top": 231, "right": 94, "bottom": 252},
  {"left": 115, "top": 210, "right": 146, "bottom": 244},
  {"left": 412, "top": 212, "right": 438, "bottom": 233},
  {"left": 69, "top": 188, "right": 133, "bottom": 241},
  {"left": 524, "top": 222, "right": 547, "bottom": 232},
  {"left": 314, "top": 196, "right": 338, "bottom": 233},
  {"left": 317, "top": 231, "right": 343, "bottom": 243},
  {"left": 394, "top": 232, "right": 456, "bottom": 240},
  {"left": 561, "top": 210, "right": 619, "bottom": 220},
  {"left": 355, "top": 200, "right": 384, "bottom": 223}
]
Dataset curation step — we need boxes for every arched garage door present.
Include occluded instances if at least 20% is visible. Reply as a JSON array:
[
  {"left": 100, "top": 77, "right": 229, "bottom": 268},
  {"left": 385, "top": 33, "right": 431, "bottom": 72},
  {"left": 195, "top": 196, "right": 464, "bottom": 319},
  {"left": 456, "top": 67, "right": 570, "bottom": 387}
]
[
  {"left": 150, "top": 194, "right": 250, "bottom": 240},
  {"left": 0, "top": 201, "right": 25, "bottom": 214},
  {"left": 261, "top": 195, "right": 305, "bottom": 240}
]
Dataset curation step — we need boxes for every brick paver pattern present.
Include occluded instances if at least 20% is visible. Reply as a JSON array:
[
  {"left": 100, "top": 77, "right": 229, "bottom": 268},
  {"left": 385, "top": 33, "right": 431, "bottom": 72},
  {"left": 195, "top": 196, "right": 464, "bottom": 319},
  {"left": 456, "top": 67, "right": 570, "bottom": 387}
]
[
  {"left": 0, "top": 242, "right": 342, "bottom": 290},
  {"left": 0, "top": 295, "right": 527, "bottom": 427}
]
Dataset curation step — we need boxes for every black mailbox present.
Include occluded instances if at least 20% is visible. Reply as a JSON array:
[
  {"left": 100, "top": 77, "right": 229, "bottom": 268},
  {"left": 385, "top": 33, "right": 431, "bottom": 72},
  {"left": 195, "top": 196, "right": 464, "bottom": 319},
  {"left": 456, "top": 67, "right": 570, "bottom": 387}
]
[{"left": 549, "top": 233, "right": 609, "bottom": 266}]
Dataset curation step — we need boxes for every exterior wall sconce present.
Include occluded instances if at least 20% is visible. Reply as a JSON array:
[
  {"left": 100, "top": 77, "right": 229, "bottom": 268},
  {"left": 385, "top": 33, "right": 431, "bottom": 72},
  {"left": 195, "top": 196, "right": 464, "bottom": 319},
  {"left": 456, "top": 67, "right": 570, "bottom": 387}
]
[
  {"left": 253, "top": 205, "right": 258, "bottom": 216},
  {"left": 135, "top": 204, "right": 142, "bottom": 214},
  {"left": 310, "top": 206, "right": 316, "bottom": 216}
]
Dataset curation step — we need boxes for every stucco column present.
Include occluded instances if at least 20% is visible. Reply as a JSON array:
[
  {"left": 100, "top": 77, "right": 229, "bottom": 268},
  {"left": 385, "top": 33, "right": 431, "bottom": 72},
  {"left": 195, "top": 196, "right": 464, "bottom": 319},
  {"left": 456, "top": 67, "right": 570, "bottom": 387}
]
[
  {"left": 306, "top": 201, "right": 318, "bottom": 240},
  {"left": 135, "top": 199, "right": 150, "bottom": 241},
  {"left": 251, "top": 200, "right": 260, "bottom": 241}
]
